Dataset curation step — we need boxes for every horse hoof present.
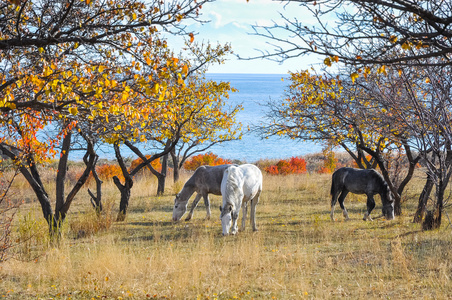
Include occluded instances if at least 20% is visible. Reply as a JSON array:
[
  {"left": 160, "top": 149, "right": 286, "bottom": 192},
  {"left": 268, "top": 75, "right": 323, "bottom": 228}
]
[{"left": 185, "top": 216, "right": 192, "bottom": 222}]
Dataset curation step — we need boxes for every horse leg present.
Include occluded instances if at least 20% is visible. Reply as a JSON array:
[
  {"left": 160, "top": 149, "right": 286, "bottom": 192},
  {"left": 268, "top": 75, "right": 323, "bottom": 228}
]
[
  {"left": 231, "top": 210, "right": 239, "bottom": 235},
  {"left": 363, "top": 195, "right": 376, "bottom": 221},
  {"left": 337, "top": 190, "right": 350, "bottom": 221},
  {"left": 330, "top": 189, "right": 340, "bottom": 221},
  {"left": 250, "top": 193, "right": 260, "bottom": 231},
  {"left": 185, "top": 193, "right": 202, "bottom": 221},
  {"left": 240, "top": 200, "right": 248, "bottom": 232},
  {"left": 203, "top": 194, "right": 211, "bottom": 220}
]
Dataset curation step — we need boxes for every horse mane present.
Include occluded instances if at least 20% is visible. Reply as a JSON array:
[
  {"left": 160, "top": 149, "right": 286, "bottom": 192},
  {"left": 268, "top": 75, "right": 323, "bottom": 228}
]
[
  {"left": 374, "top": 171, "right": 392, "bottom": 202},
  {"left": 223, "top": 167, "right": 243, "bottom": 205}
]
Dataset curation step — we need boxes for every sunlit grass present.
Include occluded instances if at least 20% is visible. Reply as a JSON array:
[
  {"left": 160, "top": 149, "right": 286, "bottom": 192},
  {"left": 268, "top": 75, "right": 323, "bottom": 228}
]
[{"left": 1, "top": 170, "right": 452, "bottom": 299}]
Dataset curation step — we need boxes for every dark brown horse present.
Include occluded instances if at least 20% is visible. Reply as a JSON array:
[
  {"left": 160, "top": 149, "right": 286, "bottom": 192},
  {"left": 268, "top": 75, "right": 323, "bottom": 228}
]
[{"left": 330, "top": 167, "right": 394, "bottom": 221}]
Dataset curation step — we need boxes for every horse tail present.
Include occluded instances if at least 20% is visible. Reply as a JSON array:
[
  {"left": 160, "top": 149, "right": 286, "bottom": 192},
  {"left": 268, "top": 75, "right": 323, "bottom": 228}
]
[
  {"left": 330, "top": 168, "right": 344, "bottom": 207},
  {"left": 331, "top": 169, "right": 340, "bottom": 196},
  {"left": 330, "top": 175, "right": 335, "bottom": 196},
  {"left": 330, "top": 170, "right": 337, "bottom": 208}
]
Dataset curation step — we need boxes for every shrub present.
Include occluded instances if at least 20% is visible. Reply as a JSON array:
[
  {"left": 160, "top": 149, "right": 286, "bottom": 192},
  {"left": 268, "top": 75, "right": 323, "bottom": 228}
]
[
  {"left": 317, "top": 148, "right": 337, "bottom": 174},
  {"left": 92, "top": 164, "right": 124, "bottom": 182},
  {"left": 264, "top": 165, "right": 279, "bottom": 175},
  {"left": 264, "top": 157, "right": 307, "bottom": 175},
  {"left": 184, "top": 152, "right": 232, "bottom": 171},
  {"left": 129, "top": 155, "right": 162, "bottom": 174}
]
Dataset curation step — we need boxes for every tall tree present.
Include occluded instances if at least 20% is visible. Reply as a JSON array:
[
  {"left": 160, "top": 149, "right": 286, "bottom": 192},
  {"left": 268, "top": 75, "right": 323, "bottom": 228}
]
[
  {"left": 107, "top": 72, "right": 238, "bottom": 218},
  {"left": 0, "top": 0, "right": 211, "bottom": 232}
]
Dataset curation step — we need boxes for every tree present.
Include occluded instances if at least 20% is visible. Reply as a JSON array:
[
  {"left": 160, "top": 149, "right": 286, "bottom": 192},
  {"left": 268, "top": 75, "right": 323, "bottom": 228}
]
[
  {"left": 251, "top": 0, "right": 452, "bottom": 226},
  {"left": 259, "top": 68, "right": 420, "bottom": 215},
  {"left": 0, "top": 0, "right": 211, "bottom": 232},
  {"left": 251, "top": 0, "right": 452, "bottom": 68},
  {"left": 373, "top": 62, "right": 452, "bottom": 228},
  {"left": 109, "top": 42, "right": 240, "bottom": 200},
  {"left": 163, "top": 41, "right": 242, "bottom": 184},
  {"left": 168, "top": 78, "right": 241, "bottom": 183},
  {"left": 108, "top": 72, "right": 238, "bottom": 218}
]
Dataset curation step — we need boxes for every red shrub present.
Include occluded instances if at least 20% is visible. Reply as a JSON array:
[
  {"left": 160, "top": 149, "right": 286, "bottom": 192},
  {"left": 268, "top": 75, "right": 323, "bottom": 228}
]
[
  {"left": 264, "top": 157, "right": 307, "bottom": 175},
  {"left": 264, "top": 165, "right": 279, "bottom": 175},
  {"left": 184, "top": 152, "right": 232, "bottom": 171}
]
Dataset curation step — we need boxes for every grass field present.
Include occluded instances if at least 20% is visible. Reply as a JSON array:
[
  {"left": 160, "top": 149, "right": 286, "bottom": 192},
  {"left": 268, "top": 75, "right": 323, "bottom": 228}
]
[{"left": 1, "top": 168, "right": 452, "bottom": 299}]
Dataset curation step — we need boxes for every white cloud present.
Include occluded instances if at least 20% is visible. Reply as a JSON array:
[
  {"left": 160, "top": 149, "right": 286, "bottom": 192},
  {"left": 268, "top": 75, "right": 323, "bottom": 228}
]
[
  {"left": 169, "top": 1, "right": 322, "bottom": 73},
  {"left": 208, "top": 11, "right": 223, "bottom": 28}
]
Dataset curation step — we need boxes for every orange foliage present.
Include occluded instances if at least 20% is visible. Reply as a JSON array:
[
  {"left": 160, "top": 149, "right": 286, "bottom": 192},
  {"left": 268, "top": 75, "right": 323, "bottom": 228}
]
[
  {"left": 184, "top": 152, "right": 232, "bottom": 171},
  {"left": 94, "top": 164, "right": 124, "bottom": 182},
  {"left": 352, "top": 154, "right": 373, "bottom": 168},
  {"left": 317, "top": 148, "right": 337, "bottom": 174},
  {"left": 129, "top": 155, "right": 162, "bottom": 173},
  {"left": 264, "top": 157, "right": 307, "bottom": 175},
  {"left": 317, "top": 166, "right": 332, "bottom": 174}
]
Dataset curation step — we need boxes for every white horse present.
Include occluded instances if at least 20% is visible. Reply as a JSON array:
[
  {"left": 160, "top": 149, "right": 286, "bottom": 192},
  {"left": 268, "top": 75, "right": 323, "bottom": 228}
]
[{"left": 220, "top": 164, "right": 263, "bottom": 236}]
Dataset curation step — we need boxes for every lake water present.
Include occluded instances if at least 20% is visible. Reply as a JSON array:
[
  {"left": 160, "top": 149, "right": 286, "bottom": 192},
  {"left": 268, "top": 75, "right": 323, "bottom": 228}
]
[
  {"left": 72, "top": 73, "right": 321, "bottom": 162},
  {"left": 204, "top": 73, "right": 321, "bottom": 162}
]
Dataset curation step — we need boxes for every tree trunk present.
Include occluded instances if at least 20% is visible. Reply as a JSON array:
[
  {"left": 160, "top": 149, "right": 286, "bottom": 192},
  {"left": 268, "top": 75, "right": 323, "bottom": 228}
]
[
  {"left": 113, "top": 143, "right": 134, "bottom": 221},
  {"left": 171, "top": 150, "right": 181, "bottom": 182},
  {"left": 0, "top": 145, "right": 55, "bottom": 229},
  {"left": 54, "top": 130, "right": 72, "bottom": 231},
  {"left": 414, "top": 175, "right": 434, "bottom": 223},
  {"left": 422, "top": 181, "right": 444, "bottom": 230},
  {"left": 86, "top": 152, "right": 102, "bottom": 216},
  {"left": 1, "top": 126, "right": 96, "bottom": 236},
  {"left": 114, "top": 176, "right": 133, "bottom": 221},
  {"left": 156, "top": 152, "right": 168, "bottom": 195}
]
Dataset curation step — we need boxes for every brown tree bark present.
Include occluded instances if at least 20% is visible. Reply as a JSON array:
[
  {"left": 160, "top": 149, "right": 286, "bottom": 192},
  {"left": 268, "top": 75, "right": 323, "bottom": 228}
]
[{"left": 414, "top": 175, "right": 434, "bottom": 223}]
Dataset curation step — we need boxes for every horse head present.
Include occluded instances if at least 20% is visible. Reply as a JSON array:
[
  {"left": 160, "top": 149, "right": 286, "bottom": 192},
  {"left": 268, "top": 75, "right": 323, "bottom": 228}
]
[
  {"left": 219, "top": 203, "right": 235, "bottom": 236},
  {"left": 381, "top": 186, "right": 395, "bottom": 220},
  {"left": 172, "top": 193, "right": 188, "bottom": 221}
]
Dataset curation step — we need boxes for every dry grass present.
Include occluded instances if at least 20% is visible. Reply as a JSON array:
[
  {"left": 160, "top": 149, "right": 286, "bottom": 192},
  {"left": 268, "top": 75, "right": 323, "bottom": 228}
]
[{"left": 1, "top": 169, "right": 452, "bottom": 299}]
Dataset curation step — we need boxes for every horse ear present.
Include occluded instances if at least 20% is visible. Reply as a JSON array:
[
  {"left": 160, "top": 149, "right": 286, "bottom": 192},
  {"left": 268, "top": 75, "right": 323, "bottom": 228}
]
[
  {"left": 228, "top": 205, "right": 233, "bottom": 212},
  {"left": 219, "top": 205, "right": 222, "bottom": 212}
]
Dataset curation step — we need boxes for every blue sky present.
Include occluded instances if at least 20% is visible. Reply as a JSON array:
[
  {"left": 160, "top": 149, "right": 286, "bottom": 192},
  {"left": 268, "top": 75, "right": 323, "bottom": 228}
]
[{"left": 179, "top": 0, "right": 321, "bottom": 74}]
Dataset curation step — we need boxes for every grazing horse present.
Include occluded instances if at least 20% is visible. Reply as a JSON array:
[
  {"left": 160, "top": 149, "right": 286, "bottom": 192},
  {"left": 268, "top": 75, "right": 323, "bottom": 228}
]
[
  {"left": 220, "top": 164, "right": 262, "bottom": 236},
  {"left": 172, "top": 164, "right": 235, "bottom": 221},
  {"left": 330, "top": 167, "right": 394, "bottom": 221}
]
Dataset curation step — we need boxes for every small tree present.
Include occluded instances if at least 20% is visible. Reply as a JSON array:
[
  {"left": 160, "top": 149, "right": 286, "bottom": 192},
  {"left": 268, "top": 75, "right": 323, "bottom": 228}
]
[
  {"left": 259, "top": 68, "right": 420, "bottom": 215},
  {"left": 318, "top": 146, "right": 337, "bottom": 174}
]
